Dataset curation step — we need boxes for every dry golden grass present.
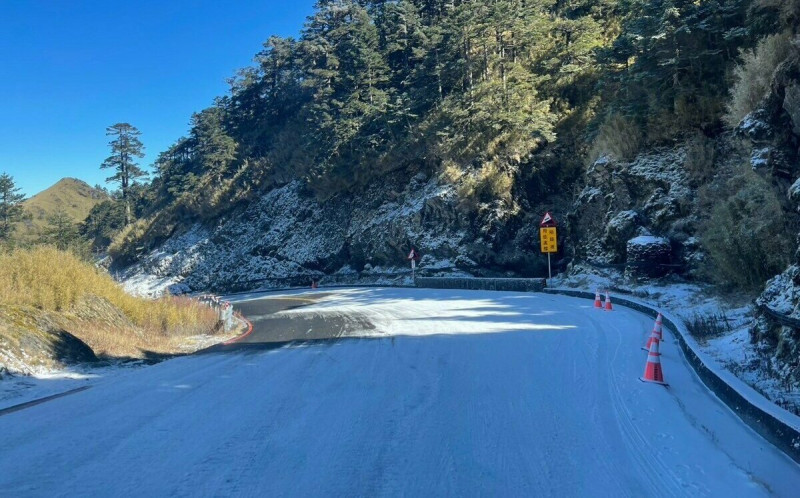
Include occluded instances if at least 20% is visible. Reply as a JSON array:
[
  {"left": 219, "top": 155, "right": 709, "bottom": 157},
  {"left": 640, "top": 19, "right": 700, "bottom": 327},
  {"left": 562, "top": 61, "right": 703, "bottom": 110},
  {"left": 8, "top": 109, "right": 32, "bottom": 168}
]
[
  {"left": 107, "top": 217, "right": 150, "bottom": 263},
  {"left": 588, "top": 114, "right": 643, "bottom": 163},
  {"left": 723, "top": 33, "right": 791, "bottom": 128},
  {"left": 440, "top": 160, "right": 465, "bottom": 183},
  {"left": 0, "top": 246, "right": 222, "bottom": 359}
]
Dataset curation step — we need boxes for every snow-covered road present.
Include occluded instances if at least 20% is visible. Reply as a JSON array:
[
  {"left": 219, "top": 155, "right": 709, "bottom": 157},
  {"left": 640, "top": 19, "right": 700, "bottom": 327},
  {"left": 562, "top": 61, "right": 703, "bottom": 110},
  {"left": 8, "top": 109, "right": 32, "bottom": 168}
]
[{"left": 1, "top": 288, "right": 799, "bottom": 496}]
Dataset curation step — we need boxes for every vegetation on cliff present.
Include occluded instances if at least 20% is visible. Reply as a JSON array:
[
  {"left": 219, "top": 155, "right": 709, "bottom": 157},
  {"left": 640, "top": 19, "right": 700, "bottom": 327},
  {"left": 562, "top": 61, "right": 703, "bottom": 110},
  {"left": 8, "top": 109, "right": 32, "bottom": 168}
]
[{"left": 106, "top": 0, "right": 790, "bottom": 263}]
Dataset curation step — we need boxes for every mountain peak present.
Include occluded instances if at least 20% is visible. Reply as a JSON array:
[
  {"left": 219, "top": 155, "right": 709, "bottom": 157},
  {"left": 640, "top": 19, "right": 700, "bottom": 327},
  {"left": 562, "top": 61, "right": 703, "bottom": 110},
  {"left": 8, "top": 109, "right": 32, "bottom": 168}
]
[{"left": 17, "top": 177, "right": 110, "bottom": 239}]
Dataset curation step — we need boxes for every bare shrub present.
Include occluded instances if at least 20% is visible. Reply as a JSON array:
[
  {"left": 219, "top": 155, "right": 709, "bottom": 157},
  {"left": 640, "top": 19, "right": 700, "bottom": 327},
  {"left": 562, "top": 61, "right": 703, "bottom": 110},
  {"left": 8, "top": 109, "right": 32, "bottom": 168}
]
[
  {"left": 588, "top": 114, "right": 643, "bottom": 163},
  {"left": 440, "top": 160, "right": 465, "bottom": 184},
  {"left": 757, "top": 0, "right": 800, "bottom": 30},
  {"left": 723, "top": 33, "right": 792, "bottom": 128},
  {"left": 675, "top": 94, "right": 726, "bottom": 127},
  {"left": 699, "top": 168, "right": 794, "bottom": 290},
  {"left": 108, "top": 218, "right": 150, "bottom": 263},
  {"left": 686, "top": 313, "right": 733, "bottom": 341},
  {"left": 455, "top": 161, "right": 515, "bottom": 212},
  {"left": 684, "top": 132, "right": 717, "bottom": 184}
]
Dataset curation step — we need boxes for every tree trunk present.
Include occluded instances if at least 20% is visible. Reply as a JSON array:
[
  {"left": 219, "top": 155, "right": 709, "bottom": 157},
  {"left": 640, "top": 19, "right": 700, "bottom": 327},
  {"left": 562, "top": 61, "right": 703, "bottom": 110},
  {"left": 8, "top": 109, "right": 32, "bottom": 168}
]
[{"left": 125, "top": 199, "right": 132, "bottom": 226}]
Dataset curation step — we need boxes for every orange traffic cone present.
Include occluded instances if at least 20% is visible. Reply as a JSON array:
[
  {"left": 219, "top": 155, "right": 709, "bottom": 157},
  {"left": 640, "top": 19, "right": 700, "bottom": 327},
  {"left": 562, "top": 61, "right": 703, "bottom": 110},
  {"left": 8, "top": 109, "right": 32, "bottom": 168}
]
[
  {"left": 642, "top": 327, "right": 662, "bottom": 351},
  {"left": 604, "top": 290, "right": 613, "bottom": 311},
  {"left": 594, "top": 289, "right": 602, "bottom": 308},
  {"left": 655, "top": 313, "right": 663, "bottom": 331},
  {"left": 640, "top": 339, "right": 667, "bottom": 386}
]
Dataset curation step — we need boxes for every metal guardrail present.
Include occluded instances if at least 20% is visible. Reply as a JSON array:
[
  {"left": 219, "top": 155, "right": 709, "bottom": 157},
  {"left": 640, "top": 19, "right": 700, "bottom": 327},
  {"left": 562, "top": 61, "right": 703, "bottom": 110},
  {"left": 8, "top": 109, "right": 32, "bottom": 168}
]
[
  {"left": 214, "top": 271, "right": 550, "bottom": 298},
  {"left": 233, "top": 268, "right": 447, "bottom": 287},
  {"left": 225, "top": 259, "right": 684, "bottom": 294},
  {"left": 758, "top": 304, "right": 800, "bottom": 329},
  {"left": 196, "top": 294, "right": 236, "bottom": 332}
]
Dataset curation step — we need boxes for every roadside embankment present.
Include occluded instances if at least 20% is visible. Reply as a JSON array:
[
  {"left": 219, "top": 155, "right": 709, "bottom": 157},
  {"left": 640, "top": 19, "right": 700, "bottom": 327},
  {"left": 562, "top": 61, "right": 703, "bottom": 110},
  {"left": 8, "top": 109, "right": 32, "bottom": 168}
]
[{"left": 0, "top": 247, "right": 226, "bottom": 375}]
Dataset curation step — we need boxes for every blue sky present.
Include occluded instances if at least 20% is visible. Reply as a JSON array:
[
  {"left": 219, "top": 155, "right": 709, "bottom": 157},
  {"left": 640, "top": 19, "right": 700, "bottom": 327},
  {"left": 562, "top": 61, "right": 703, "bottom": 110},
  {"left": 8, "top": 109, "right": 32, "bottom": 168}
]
[{"left": 0, "top": 1, "right": 314, "bottom": 197}]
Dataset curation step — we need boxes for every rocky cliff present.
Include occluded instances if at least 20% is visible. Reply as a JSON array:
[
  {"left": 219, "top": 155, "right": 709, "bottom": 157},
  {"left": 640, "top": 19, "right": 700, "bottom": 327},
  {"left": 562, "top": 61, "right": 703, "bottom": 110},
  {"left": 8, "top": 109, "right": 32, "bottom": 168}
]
[{"left": 123, "top": 171, "right": 477, "bottom": 295}]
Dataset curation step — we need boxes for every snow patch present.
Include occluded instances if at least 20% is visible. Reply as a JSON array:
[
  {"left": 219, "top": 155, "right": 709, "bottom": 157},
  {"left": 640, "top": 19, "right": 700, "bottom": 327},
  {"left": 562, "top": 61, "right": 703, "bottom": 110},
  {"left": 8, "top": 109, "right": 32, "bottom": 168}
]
[{"left": 627, "top": 235, "right": 669, "bottom": 247}]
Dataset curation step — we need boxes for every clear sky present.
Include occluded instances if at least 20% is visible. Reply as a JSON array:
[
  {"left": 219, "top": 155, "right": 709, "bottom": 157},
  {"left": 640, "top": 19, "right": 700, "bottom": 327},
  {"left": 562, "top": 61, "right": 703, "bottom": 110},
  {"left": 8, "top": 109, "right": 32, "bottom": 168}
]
[{"left": 0, "top": 1, "right": 315, "bottom": 197}]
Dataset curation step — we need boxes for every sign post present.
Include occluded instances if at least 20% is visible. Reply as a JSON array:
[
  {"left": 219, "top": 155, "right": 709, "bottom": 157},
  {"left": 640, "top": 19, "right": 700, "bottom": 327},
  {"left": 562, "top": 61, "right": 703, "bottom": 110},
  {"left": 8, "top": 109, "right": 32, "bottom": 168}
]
[
  {"left": 539, "top": 212, "right": 558, "bottom": 281},
  {"left": 407, "top": 248, "right": 420, "bottom": 279}
]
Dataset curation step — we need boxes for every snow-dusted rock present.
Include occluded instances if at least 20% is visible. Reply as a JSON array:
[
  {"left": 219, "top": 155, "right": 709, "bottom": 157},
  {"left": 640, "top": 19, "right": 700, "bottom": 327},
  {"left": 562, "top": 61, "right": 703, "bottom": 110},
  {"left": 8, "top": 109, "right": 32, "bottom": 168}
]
[
  {"left": 789, "top": 177, "right": 800, "bottom": 207},
  {"left": 569, "top": 148, "right": 692, "bottom": 269},
  {"left": 121, "top": 174, "right": 472, "bottom": 293},
  {"left": 751, "top": 147, "right": 771, "bottom": 170},
  {"left": 737, "top": 110, "right": 775, "bottom": 142},
  {"left": 625, "top": 235, "right": 671, "bottom": 279},
  {"left": 602, "top": 210, "right": 644, "bottom": 262},
  {"left": 758, "top": 265, "right": 800, "bottom": 317}
]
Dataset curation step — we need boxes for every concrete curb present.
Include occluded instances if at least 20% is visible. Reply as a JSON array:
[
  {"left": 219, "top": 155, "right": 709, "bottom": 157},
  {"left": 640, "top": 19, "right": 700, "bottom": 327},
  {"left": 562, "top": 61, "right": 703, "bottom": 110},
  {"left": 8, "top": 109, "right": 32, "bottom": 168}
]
[
  {"left": 0, "top": 386, "right": 91, "bottom": 417},
  {"left": 544, "top": 288, "right": 800, "bottom": 465},
  {"left": 219, "top": 282, "right": 418, "bottom": 299},
  {"left": 223, "top": 314, "right": 254, "bottom": 345},
  {"left": 415, "top": 277, "right": 545, "bottom": 292}
]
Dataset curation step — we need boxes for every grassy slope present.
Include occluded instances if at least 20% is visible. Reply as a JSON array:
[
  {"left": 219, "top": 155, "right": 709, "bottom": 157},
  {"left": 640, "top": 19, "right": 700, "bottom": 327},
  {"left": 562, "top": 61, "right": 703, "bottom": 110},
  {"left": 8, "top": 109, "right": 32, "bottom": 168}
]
[
  {"left": 0, "top": 247, "right": 226, "bottom": 374},
  {"left": 16, "top": 178, "right": 109, "bottom": 241}
]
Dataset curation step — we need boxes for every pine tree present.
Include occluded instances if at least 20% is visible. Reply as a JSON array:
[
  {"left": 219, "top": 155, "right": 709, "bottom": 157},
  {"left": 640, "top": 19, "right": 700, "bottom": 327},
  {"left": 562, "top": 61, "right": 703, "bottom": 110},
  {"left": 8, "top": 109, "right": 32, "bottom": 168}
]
[
  {"left": 114, "top": 0, "right": 766, "bottom": 232},
  {"left": 300, "top": 1, "right": 390, "bottom": 157},
  {"left": 0, "top": 172, "right": 26, "bottom": 242},
  {"left": 189, "top": 106, "right": 238, "bottom": 185},
  {"left": 154, "top": 137, "right": 198, "bottom": 203},
  {"left": 81, "top": 200, "right": 126, "bottom": 251},
  {"left": 101, "top": 123, "right": 147, "bottom": 224},
  {"left": 41, "top": 209, "right": 80, "bottom": 251}
]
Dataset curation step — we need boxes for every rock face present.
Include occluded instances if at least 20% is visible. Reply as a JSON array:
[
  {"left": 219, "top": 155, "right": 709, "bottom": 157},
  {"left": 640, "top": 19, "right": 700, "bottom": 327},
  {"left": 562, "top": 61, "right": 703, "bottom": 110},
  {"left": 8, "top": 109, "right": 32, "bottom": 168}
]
[
  {"left": 788, "top": 177, "right": 800, "bottom": 206},
  {"left": 757, "top": 169, "right": 800, "bottom": 322},
  {"left": 122, "top": 172, "right": 478, "bottom": 294},
  {"left": 566, "top": 148, "right": 693, "bottom": 273},
  {"left": 758, "top": 265, "right": 800, "bottom": 317},
  {"left": 750, "top": 49, "right": 800, "bottom": 394},
  {"left": 122, "top": 141, "right": 721, "bottom": 295}
]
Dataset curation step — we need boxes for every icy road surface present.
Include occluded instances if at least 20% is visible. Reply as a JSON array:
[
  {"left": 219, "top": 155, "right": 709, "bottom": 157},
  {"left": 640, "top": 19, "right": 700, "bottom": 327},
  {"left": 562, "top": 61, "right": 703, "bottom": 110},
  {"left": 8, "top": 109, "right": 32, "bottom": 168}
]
[{"left": 1, "top": 288, "right": 799, "bottom": 496}]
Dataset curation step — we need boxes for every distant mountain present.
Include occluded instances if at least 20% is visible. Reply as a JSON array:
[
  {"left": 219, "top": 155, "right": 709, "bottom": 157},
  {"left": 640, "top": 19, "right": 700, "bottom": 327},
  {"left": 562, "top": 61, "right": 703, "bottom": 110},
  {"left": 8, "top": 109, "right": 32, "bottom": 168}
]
[{"left": 17, "top": 178, "right": 109, "bottom": 240}]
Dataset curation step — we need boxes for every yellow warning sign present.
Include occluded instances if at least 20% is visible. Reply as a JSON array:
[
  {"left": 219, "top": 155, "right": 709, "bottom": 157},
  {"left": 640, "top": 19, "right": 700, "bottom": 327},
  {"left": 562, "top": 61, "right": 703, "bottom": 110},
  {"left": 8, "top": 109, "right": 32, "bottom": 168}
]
[{"left": 540, "top": 227, "right": 558, "bottom": 253}]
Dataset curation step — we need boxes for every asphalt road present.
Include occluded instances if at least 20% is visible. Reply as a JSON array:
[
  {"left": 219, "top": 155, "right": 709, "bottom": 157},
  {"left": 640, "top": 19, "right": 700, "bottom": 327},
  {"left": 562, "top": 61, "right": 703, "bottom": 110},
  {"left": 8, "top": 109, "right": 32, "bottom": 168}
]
[
  {"left": 204, "top": 292, "right": 375, "bottom": 353},
  {"left": 1, "top": 288, "right": 798, "bottom": 496}
]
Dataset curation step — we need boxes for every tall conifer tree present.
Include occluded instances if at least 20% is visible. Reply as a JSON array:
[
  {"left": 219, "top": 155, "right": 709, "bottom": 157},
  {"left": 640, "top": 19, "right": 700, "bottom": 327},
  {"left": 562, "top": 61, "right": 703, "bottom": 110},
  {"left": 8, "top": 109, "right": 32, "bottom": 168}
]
[
  {"left": 0, "top": 172, "right": 25, "bottom": 242},
  {"left": 101, "top": 123, "right": 147, "bottom": 224}
]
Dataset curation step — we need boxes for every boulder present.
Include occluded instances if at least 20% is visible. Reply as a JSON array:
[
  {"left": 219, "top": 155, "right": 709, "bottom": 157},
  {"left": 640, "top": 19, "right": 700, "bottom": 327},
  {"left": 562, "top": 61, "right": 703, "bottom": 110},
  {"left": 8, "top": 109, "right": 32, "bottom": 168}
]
[
  {"left": 625, "top": 235, "right": 671, "bottom": 279},
  {"left": 758, "top": 265, "right": 800, "bottom": 317},
  {"left": 568, "top": 148, "right": 693, "bottom": 268},
  {"left": 737, "top": 109, "right": 775, "bottom": 143}
]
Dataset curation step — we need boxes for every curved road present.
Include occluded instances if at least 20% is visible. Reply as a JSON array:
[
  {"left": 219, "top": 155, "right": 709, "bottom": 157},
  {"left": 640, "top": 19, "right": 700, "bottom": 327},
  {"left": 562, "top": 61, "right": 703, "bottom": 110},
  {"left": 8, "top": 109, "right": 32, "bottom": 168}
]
[{"left": 0, "top": 287, "right": 798, "bottom": 496}]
